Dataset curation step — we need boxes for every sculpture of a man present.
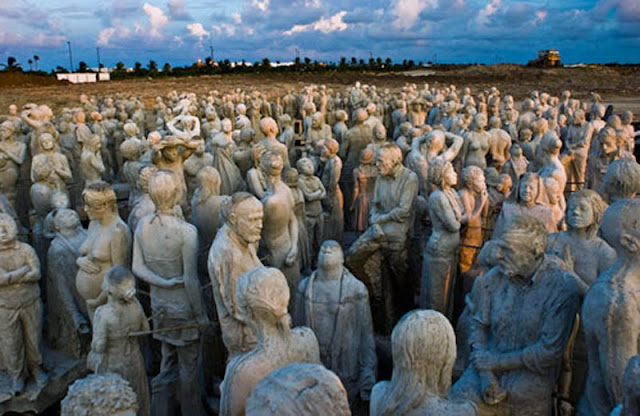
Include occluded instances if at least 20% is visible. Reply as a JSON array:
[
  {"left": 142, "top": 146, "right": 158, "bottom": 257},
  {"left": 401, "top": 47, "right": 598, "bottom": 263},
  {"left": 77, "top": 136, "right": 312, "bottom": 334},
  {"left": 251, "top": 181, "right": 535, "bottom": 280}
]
[
  {"left": 208, "top": 192, "right": 264, "bottom": 356},
  {"left": 451, "top": 215, "right": 579, "bottom": 415},
  {"left": 132, "top": 170, "right": 207, "bottom": 416},
  {"left": 294, "top": 240, "right": 376, "bottom": 411},
  {"left": 0, "top": 213, "right": 48, "bottom": 396}
]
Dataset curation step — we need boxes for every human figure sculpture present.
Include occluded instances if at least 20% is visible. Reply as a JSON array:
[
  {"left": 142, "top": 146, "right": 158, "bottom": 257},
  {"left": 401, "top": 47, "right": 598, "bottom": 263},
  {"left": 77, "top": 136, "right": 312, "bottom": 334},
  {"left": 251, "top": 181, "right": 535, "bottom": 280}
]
[
  {"left": 487, "top": 116, "right": 511, "bottom": 171},
  {"left": 350, "top": 148, "right": 377, "bottom": 233},
  {"left": 132, "top": 170, "right": 207, "bottom": 416},
  {"left": 538, "top": 131, "right": 567, "bottom": 210},
  {"left": 502, "top": 143, "right": 528, "bottom": 189},
  {"left": 245, "top": 363, "right": 351, "bottom": 416},
  {"left": 46, "top": 208, "right": 89, "bottom": 358},
  {"left": 294, "top": 241, "right": 376, "bottom": 411},
  {"left": 370, "top": 309, "right": 476, "bottom": 416},
  {"left": 297, "top": 157, "right": 326, "bottom": 257},
  {"left": 153, "top": 136, "right": 200, "bottom": 209},
  {"left": 119, "top": 138, "right": 143, "bottom": 211},
  {"left": 166, "top": 109, "right": 201, "bottom": 141},
  {"left": 259, "top": 151, "right": 300, "bottom": 295},
  {"left": 346, "top": 143, "right": 418, "bottom": 334},
  {"left": 586, "top": 126, "right": 634, "bottom": 191},
  {"left": 127, "top": 165, "right": 160, "bottom": 233},
  {"left": 493, "top": 172, "right": 557, "bottom": 237},
  {"left": 609, "top": 356, "right": 640, "bottom": 416},
  {"left": 306, "top": 112, "right": 332, "bottom": 163},
  {"left": 256, "top": 117, "right": 290, "bottom": 169},
  {"left": 80, "top": 133, "right": 105, "bottom": 187},
  {"left": 183, "top": 141, "right": 213, "bottom": 203},
  {"left": 75, "top": 182, "right": 131, "bottom": 322},
  {"left": 207, "top": 192, "right": 263, "bottom": 356},
  {"left": 191, "top": 166, "right": 226, "bottom": 273},
  {"left": 0, "top": 120, "right": 26, "bottom": 210},
  {"left": 579, "top": 199, "right": 640, "bottom": 416},
  {"left": 219, "top": 266, "right": 320, "bottom": 416},
  {"left": 460, "top": 112, "right": 491, "bottom": 170},
  {"left": 211, "top": 118, "right": 245, "bottom": 195},
  {"left": 340, "top": 108, "right": 373, "bottom": 222},
  {"left": 419, "top": 159, "right": 466, "bottom": 316},
  {"left": 88, "top": 266, "right": 150, "bottom": 416},
  {"left": 458, "top": 165, "right": 489, "bottom": 275},
  {"left": 451, "top": 215, "right": 579, "bottom": 415},
  {"left": 601, "top": 158, "right": 640, "bottom": 203},
  {"left": 0, "top": 213, "right": 49, "bottom": 397},
  {"left": 320, "top": 138, "right": 344, "bottom": 243},
  {"left": 284, "top": 168, "right": 312, "bottom": 274},
  {"left": 333, "top": 110, "right": 349, "bottom": 145},
  {"left": 30, "top": 133, "right": 72, "bottom": 221},
  {"left": 563, "top": 109, "right": 594, "bottom": 191},
  {"left": 60, "top": 373, "right": 138, "bottom": 416}
]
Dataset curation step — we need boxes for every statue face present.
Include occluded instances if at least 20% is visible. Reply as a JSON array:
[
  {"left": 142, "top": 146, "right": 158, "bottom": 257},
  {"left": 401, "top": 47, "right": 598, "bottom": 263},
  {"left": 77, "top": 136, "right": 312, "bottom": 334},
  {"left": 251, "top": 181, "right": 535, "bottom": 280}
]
[
  {"left": 232, "top": 199, "right": 264, "bottom": 245},
  {"left": 318, "top": 244, "right": 343, "bottom": 269},
  {"left": 267, "top": 154, "right": 283, "bottom": 176},
  {"left": 41, "top": 135, "right": 55, "bottom": 151},
  {"left": 162, "top": 146, "right": 179, "bottom": 162},
  {"left": 602, "top": 134, "right": 617, "bottom": 155},
  {"left": 497, "top": 233, "right": 538, "bottom": 279},
  {"left": 567, "top": 197, "right": 594, "bottom": 230},
  {"left": 375, "top": 153, "right": 395, "bottom": 177},
  {"left": 444, "top": 164, "right": 457, "bottom": 187},
  {"left": 472, "top": 174, "right": 486, "bottom": 193},
  {"left": 0, "top": 123, "right": 12, "bottom": 140},
  {"left": 298, "top": 159, "right": 314, "bottom": 176},
  {"left": 519, "top": 177, "right": 537, "bottom": 203},
  {"left": 85, "top": 198, "right": 110, "bottom": 221},
  {"left": 0, "top": 220, "right": 16, "bottom": 247}
]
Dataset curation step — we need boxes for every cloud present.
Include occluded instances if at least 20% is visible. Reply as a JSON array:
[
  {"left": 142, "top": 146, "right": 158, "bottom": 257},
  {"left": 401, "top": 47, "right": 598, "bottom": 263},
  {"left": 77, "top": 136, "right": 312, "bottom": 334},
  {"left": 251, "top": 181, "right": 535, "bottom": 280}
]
[
  {"left": 168, "top": 0, "right": 192, "bottom": 20},
  {"left": 0, "top": 31, "right": 66, "bottom": 47},
  {"left": 143, "top": 2, "right": 169, "bottom": 38},
  {"left": 390, "top": 0, "right": 437, "bottom": 29},
  {"left": 211, "top": 23, "right": 236, "bottom": 37},
  {"left": 532, "top": 10, "right": 547, "bottom": 26},
  {"left": 187, "top": 22, "right": 208, "bottom": 40},
  {"left": 97, "top": 23, "right": 132, "bottom": 46},
  {"left": 476, "top": 0, "right": 502, "bottom": 26},
  {"left": 252, "top": 0, "right": 270, "bottom": 12},
  {"left": 232, "top": 12, "right": 242, "bottom": 24},
  {"left": 284, "top": 11, "right": 348, "bottom": 35}
]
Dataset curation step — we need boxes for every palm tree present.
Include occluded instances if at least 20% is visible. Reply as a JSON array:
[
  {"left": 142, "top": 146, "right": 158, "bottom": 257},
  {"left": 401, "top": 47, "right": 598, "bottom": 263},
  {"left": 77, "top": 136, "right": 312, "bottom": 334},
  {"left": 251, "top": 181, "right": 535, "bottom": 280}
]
[
  {"left": 28, "top": 59, "right": 33, "bottom": 70},
  {"left": 1, "top": 56, "right": 21, "bottom": 71},
  {"left": 33, "top": 55, "right": 40, "bottom": 70}
]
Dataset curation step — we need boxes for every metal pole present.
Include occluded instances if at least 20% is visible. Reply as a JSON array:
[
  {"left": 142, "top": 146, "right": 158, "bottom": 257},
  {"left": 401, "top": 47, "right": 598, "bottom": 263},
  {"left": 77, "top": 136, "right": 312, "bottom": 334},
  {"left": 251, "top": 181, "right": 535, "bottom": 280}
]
[
  {"left": 97, "top": 47, "right": 101, "bottom": 69},
  {"left": 209, "top": 45, "right": 214, "bottom": 62},
  {"left": 67, "top": 41, "right": 73, "bottom": 72}
]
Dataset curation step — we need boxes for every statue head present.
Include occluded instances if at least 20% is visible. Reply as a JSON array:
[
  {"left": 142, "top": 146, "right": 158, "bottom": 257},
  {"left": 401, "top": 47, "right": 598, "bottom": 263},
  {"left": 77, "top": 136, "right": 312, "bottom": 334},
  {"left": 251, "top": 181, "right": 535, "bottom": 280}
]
[
  {"left": 123, "top": 122, "right": 139, "bottom": 137},
  {"left": 104, "top": 266, "right": 136, "bottom": 303},
  {"left": 260, "top": 151, "right": 283, "bottom": 177},
  {"left": 0, "top": 213, "right": 18, "bottom": 249},
  {"left": 284, "top": 168, "right": 299, "bottom": 189},
  {"left": 497, "top": 215, "right": 548, "bottom": 279},
  {"left": 461, "top": 165, "right": 486, "bottom": 193},
  {"left": 61, "top": 373, "right": 138, "bottom": 416},
  {"left": 53, "top": 208, "right": 81, "bottom": 235},
  {"left": 322, "top": 138, "right": 339, "bottom": 158},
  {"left": 222, "top": 192, "right": 264, "bottom": 245},
  {"left": 73, "top": 110, "right": 86, "bottom": 124},
  {"left": 311, "top": 112, "right": 324, "bottom": 129},
  {"left": 137, "top": 165, "right": 158, "bottom": 194},
  {"left": 516, "top": 172, "right": 546, "bottom": 206},
  {"left": 539, "top": 131, "right": 562, "bottom": 157},
  {"left": 245, "top": 363, "right": 350, "bottom": 416},
  {"left": 196, "top": 166, "right": 221, "bottom": 198},
  {"left": 148, "top": 170, "right": 182, "bottom": 214},
  {"left": 38, "top": 133, "right": 56, "bottom": 152},
  {"left": 602, "top": 159, "right": 640, "bottom": 203},
  {"left": 222, "top": 118, "right": 233, "bottom": 133},
  {"left": 601, "top": 199, "right": 640, "bottom": 257},
  {"left": 373, "top": 123, "right": 386, "bottom": 141},
  {"left": 374, "top": 143, "right": 402, "bottom": 177},
  {"left": 474, "top": 112, "right": 488, "bottom": 130},
  {"left": 428, "top": 158, "right": 456, "bottom": 189},
  {"left": 317, "top": 240, "right": 343, "bottom": 271},
  {"left": 236, "top": 266, "right": 291, "bottom": 333},
  {"left": 355, "top": 108, "right": 367, "bottom": 124},
  {"left": 259, "top": 117, "right": 278, "bottom": 137},
  {"left": 83, "top": 182, "right": 118, "bottom": 221},
  {"left": 381, "top": 310, "right": 456, "bottom": 414},
  {"left": 566, "top": 190, "right": 608, "bottom": 238},
  {"left": 0, "top": 120, "right": 16, "bottom": 140},
  {"left": 335, "top": 110, "right": 348, "bottom": 122}
]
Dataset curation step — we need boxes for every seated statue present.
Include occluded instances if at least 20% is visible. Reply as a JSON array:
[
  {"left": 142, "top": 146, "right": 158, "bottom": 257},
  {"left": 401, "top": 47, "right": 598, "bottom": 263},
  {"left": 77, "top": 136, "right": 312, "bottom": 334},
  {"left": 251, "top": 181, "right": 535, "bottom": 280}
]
[
  {"left": 371, "top": 309, "right": 476, "bottom": 416},
  {"left": 219, "top": 266, "right": 320, "bottom": 416},
  {"left": 451, "top": 215, "right": 579, "bottom": 415},
  {"left": 246, "top": 363, "right": 350, "bottom": 416}
]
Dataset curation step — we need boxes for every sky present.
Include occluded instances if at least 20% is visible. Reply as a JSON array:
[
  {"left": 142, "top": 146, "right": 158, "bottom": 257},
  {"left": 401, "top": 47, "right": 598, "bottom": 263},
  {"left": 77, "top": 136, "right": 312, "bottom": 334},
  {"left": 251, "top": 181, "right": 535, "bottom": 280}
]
[{"left": 0, "top": 0, "right": 639, "bottom": 71}]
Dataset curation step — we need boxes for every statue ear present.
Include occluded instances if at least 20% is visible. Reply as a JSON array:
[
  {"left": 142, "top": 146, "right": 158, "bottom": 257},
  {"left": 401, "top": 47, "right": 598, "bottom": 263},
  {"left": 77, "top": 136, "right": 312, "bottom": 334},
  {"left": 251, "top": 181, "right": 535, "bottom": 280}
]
[{"left": 620, "top": 233, "right": 640, "bottom": 253}]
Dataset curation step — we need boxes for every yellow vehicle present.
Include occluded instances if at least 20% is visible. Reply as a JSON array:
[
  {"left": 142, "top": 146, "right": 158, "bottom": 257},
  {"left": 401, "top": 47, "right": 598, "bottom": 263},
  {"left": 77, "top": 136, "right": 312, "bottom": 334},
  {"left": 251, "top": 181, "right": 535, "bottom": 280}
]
[{"left": 527, "top": 50, "right": 562, "bottom": 67}]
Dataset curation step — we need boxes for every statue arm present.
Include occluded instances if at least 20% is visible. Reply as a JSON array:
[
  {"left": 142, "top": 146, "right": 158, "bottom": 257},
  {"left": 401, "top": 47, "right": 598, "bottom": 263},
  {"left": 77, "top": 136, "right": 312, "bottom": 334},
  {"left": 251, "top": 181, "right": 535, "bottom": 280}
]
[
  {"left": 182, "top": 226, "right": 207, "bottom": 323},
  {"left": 379, "top": 173, "right": 418, "bottom": 224},
  {"left": 55, "top": 155, "right": 73, "bottom": 179},
  {"left": 132, "top": 231, "right": 175, "bottom": 288},
  {"left": 11, "top": 246, "right": 41, "bottom": 284},
  {"left": 110, "top": 225, "right": 131, "bottom": 268},
  {"left": 351, "top": 169, "right": 360, "bottom": 210},
  {"left": 431, "top": 192, "right": 461, "bottom": 233},
  {"left": 91, "top": 309, "right": 107, "bottom": 354},
  {"left": 292, "top": 279, "right": 308, "bottom": 327},
  {"left": 0, "top": 143, "right": 26, "bottom": 164},
  {"left": 358, "top": 292, "right": 377, "bottom": 398},
  {"left": 443, "top": 132, "right": 464, "bottom": 162},
  {"left": 285, "top": 194, "right": 299, "bottom": 266}
]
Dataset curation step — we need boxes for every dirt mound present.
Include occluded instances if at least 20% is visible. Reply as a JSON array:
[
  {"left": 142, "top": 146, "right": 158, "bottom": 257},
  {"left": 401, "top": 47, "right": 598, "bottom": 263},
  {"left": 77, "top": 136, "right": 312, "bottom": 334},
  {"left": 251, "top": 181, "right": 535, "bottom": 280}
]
[{"left": 0, "top": 72, "right": 61, "bottom": 88}]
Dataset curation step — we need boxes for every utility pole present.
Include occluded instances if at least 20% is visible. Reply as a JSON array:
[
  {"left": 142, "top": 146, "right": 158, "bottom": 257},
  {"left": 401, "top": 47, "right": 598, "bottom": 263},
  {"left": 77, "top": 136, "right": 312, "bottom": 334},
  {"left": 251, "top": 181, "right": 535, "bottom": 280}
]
[
  {"left": 67, "top": 41, "right": 74, "bottom": 72},
  {"left": 96, "top": 47, "right": 101, "bottom": 69},
  {"left": 209, "top": 45, "right": 214, "bottom": 62}
]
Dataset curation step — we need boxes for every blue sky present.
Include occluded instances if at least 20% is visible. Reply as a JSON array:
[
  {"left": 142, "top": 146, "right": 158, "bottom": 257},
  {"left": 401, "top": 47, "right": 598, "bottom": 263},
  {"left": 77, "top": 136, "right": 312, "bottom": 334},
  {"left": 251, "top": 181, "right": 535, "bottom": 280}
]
[{"left": 1, "top": 0, "right": 638, "bottom": 71}]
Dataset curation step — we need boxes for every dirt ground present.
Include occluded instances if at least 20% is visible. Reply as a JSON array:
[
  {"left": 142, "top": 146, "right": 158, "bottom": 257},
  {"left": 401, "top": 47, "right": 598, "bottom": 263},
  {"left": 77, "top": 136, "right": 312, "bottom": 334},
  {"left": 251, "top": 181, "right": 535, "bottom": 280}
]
[{"left": 1, "top": 64, "right": 639, "bottom": 114}]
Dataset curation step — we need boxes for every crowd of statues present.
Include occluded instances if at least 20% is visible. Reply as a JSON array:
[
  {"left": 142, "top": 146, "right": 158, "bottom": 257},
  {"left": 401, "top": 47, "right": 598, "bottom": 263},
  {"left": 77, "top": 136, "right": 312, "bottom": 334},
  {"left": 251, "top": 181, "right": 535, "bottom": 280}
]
[{"left": 0, "top": 82, "right": 639, "bottom": 416}]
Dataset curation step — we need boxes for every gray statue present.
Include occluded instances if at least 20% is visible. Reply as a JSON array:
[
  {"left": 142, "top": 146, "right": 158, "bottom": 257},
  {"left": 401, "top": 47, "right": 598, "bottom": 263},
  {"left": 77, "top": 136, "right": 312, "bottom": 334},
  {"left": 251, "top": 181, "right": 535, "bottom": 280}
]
[
  {"left": 61, "top": 373, "right": 138, "bottom": 416},
  {"left": 294, "top": 240, "right": 376, "bottom": 411}
]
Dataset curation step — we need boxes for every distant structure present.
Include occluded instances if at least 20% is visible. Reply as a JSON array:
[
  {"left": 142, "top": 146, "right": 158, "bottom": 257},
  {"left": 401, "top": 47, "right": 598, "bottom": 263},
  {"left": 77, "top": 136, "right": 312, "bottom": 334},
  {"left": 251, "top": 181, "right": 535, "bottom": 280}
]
[
  {"left": 527, "top": 50, "right": 562, "bottom": 67},
  {"left": 56, "top": 73, "right": 110, "bottom": 83}
]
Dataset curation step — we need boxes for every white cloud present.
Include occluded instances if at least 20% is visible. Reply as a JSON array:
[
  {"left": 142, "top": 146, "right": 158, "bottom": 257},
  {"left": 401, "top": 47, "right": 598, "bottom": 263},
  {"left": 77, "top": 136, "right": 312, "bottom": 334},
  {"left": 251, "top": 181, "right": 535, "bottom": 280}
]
[
  {"left": 532, "top": 10, "right": 547, "bottom": 26},
  {"left": 187, "top": 22, "right": 208, "bottom": 39},
  {"left": 303, "top": 0, "right": 321, "bottom": 8},
  {"left": 252, "top": 0, "right": 270, "bottom": 12},
  {"left": 284, "top": 10, "right": 348, "bottom": 35},
  {"left": 0, "top": 31, "right": 66, "bottom": 47},
  {"left": 97, "top": 24, "right": 131, "bottom": 46},
  {"left": 168, "top": 0, "right": 191, "bottom": 20},
  {"left": 391, "top": 0, "right": 436, "bottom": 29},
  {"left": 143, "top": 2, "right": 169, "bottom": 38},
  {"left": 211, "top": 23, "right": 236, "bottom": 37},
  {"left": 476, "top": 0, "right": 502, "bottom": 26},
  {"left": 232, "top": 12, "right": 242, "bottom": 24}
]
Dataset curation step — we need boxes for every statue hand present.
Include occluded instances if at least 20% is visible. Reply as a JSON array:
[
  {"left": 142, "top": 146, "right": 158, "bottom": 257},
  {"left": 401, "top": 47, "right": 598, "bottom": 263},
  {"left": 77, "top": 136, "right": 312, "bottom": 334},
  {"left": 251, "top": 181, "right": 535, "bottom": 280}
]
[
  {"left": 165, "top": 277, "right": 184, "bottom": 288},
  {"left": 77, "top": 257, "right": 101, "bottom": 274},
  {"left": 471, "top": 350, "right": 500, "bottom": 371},
  {"left": 285, "top": 247, "right": 298, "bottom": 267},
  {"left": 562, "top": 246, "right": 575, "bottom": 274}
]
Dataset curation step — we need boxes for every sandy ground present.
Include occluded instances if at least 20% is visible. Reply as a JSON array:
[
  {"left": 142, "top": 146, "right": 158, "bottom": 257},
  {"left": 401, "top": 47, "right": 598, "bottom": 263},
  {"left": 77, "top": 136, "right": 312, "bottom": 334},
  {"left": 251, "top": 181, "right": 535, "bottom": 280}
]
[{"left": 1, "top": 65, "right": 639, "bottom": 114}]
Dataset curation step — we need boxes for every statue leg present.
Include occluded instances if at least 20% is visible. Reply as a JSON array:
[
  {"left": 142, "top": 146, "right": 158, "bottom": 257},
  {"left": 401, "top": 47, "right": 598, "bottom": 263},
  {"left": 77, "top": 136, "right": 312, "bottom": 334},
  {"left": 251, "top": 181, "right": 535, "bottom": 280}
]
[
  {"left": 0, "top": 306, "right": 24, "bottom": 387},
  {"left": 20, "top": 300, "right": 45, "bottom": 383},
  {"left": 177, "top": 342, "right": 206, "bottom": 416}
]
